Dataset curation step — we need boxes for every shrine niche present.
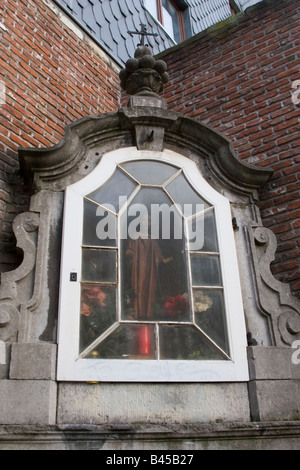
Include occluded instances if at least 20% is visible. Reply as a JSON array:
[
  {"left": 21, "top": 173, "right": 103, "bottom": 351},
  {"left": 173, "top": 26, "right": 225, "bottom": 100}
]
[{"left": 1, "top": 45, "right": 300, "bottom": 430}]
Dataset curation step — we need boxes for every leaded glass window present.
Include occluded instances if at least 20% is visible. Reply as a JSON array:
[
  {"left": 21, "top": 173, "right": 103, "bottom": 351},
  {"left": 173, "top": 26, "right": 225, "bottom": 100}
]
[
  {"left": 79, "top": 160, "right": 229, "bottom": 361},
  {"left": 57, "top": 148, "right": 248, "bottom": 382}
]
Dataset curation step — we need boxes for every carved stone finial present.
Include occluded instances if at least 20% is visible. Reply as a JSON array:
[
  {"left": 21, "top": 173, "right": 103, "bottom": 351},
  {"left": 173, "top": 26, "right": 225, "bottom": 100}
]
[{"left": 119, "top": 45, "right": 169, "bottom": 97}]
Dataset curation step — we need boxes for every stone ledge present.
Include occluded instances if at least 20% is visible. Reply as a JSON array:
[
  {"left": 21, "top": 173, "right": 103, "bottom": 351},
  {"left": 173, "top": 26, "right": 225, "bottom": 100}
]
[{"left": 1, "top": 421, "right": 300, "bottom": 450}]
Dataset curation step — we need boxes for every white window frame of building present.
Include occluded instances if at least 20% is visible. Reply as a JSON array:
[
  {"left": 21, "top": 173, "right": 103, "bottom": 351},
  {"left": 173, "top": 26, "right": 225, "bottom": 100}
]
[
  {"left": 144, "top": 0, "right": 186, "bottom": 43},
  {"left": 57, "top": 147, "right": 249, "bottom": 383}
]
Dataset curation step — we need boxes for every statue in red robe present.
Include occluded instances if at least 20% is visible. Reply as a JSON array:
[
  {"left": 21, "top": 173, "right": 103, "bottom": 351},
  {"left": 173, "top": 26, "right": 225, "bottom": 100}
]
[{"left": 126, "top": 238, "right": 172, "bottom": 319}]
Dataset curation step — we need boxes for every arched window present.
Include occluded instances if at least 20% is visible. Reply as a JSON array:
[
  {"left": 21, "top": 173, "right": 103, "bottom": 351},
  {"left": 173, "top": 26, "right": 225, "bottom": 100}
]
[{"left": 57, "top": 148, "right": 249, "bottom": 382}]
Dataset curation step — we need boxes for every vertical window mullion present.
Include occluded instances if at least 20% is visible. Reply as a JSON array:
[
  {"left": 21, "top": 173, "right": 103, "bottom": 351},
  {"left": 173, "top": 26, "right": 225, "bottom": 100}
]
[
  {"left": 155, "top": 323, "right": 160, "bottom": 360},
  {"left": 117, "top": 214, "right": 121, "bottom": 323},
  {"left": 178, "top": 6, "right": 186, "bottom": 41},
  {"left": 157, "top": 0, "right": 164, "bottom": 24}
]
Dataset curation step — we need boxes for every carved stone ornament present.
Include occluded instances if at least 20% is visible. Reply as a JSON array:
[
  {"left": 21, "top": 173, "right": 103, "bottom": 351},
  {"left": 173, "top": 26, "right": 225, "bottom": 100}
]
[
  {"left": 0, "top": 212, "right": 39, "bottom": 342},
  {"left": 18, "top": 107, "right": 273, "bottom": 192},
  {"left": 248, "top": 225, "right": 300, "bottom": 346},
  {"left": 0, "top": 196, "right": 57, "bottom": 344},
  {"left": 119, "top": 46, "right": 169, "bottom": 97}
]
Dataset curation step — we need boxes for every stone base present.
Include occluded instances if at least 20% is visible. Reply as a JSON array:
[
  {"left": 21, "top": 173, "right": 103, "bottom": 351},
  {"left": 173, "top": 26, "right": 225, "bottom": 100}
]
[
  {"left": 247, "top": 347, "right": 300, "bottom": 421},
  {"left": 57, "top": 382, "right": 250, "bottom": 425},
  {"left": 0, "top": 380, "right": 57, "bottom": 425},
  {"left": 249, "top": 380, "right": 300, "bottom": 422}
]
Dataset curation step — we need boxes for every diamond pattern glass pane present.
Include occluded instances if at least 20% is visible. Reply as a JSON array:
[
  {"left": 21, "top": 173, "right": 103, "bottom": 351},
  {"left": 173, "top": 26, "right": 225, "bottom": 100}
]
[
  {"left": 88, "top": 168, "right": 137, "bottom": 213},
  {"left": 193, "top": 289, "right": 229, "bottom": 355},
  {"left": 121, "top": 161, "right": 178, "bottom": 186},
  {"left": 166, "top": 173, "right": 210, "bottom": 216}
]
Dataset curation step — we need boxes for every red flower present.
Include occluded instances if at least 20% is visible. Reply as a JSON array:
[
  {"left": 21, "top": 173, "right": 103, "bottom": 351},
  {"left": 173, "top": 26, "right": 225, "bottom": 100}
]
[
  {"left": 163, "top": 295, "right": 188, "bottom": 316},
  {"left": 81, "top": 302, "right": 91, "bottom": 317},
  {"left": 81, "top": 286, "right": 107, "bottom": 316}
]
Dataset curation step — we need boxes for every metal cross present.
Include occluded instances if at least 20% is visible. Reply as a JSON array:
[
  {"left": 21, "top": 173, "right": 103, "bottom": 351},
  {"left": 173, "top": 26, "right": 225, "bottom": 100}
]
[{"left": 128, "top": 23, "right": 158, "bottom": 47}]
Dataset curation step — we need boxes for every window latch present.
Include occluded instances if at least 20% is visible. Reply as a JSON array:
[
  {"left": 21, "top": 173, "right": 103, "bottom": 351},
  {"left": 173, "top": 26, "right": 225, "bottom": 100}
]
[{"left": 70, "top": 272, "right": 77, "bottom": 282}]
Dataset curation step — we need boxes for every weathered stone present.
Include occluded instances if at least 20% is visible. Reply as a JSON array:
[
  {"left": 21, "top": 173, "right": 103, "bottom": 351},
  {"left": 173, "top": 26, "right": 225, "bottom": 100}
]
[
  {"left": 119, "top": 45, "right": 169, "bottom": 97},
  {"left": 247, "top": 346, "right": 293, "bottom": 380},
  {"left": 57, "top": 383, "right": 250, "bottom": 425},
  {"left": 0, "top": 380, "right": 57, "bottom": 425},
  {"left": 0, "top": 342, "right": 10, "bottom": 379},
  {"left": 249, "top": 380, "right": 300, "bottom": 422},
  {"left": 1, "top": 421, "right": 300, "bottom": 450},
  {"left": 9, "top": 342, "right": 57, "bottom": 380},
  {"left": 128, "top": 94, "right": 166, "bottom": 109},
  {"left": 18, "top": 108, "right": 273, "bottom": 193}
]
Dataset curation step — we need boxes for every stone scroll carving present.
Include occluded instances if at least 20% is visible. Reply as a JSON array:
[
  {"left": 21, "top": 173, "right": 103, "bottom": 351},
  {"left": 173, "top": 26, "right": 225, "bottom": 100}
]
[
  {"left": 0, "top": 211, "right": 39, "bottom": 343},
  {"left": 248, "top": 224, "right": 300, "bottom": 346}
]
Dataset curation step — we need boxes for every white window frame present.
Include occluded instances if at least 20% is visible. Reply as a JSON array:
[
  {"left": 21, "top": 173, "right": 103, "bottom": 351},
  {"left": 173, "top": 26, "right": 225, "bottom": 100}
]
[
  {"left": 144, "top": 0, "right": 186, "bottom": 43},
  {"left": 57, "top": 147, "right": 249, "bottom": 382}
]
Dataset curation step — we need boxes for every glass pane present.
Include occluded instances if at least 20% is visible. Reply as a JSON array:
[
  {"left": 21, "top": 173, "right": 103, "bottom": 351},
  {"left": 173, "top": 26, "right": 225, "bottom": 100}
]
[
  {"left": 88, "top": 168, "right": 137, "bottom": 213},
  {"left": 162, "top": 0, "right": 181, "bottom": 43},
  {"left": 194, "top": 289, "right": 229, "bottom": 355},
  {"left": 129, "top": 186, "right": 173, "bottom": 209},
  {"left": 166, "top": 173, "right": 210, "bottom": 217},
  {"left": 188, "top": 210, "right": 219, "bottom": 252},
  {"left": 120, "top": 187, "right": 190, "bottom": 322},
  {"left": 83, "top": 199, "right": 117, "bottom": 247},
  {"left": 80, "top": 285, "right": 117, "bottom": 353},
  {"left": 81, "top": 249, "right": 117, "bottom": 283},
  {"left": 191, "top": 254, "right": 222, "bottom": 287},
  {"left": 159, "top": 325, "right": 227, "bottom": 360},
  {"left": 144, "top": 0, "right": 158, "bottom": 19},
  {"left": 121, "top": 237, "right": 190, "bottom": 321},
  {"left": 86, "top": 324, "right": 155, "bottom": 359},
  {"left": 121, "top": 187, "right": 184, "bottom": 240},
  {"left": 121, "top": 161, "right": 178, "bottom": 186}
]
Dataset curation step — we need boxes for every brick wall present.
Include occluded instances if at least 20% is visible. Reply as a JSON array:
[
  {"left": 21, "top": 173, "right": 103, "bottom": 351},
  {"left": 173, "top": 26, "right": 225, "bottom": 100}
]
[
  {"left": 0, "top": 0, "right": 120, "bottom": 272},
  {"left": 159, "top": 0, "right": 300, "bottom": 297}
]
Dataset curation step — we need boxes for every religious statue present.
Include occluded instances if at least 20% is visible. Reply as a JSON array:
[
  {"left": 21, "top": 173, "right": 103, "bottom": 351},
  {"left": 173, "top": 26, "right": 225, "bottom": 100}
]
[{"left": 125, "top": 237, "right": 173, "bottom": 320}]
